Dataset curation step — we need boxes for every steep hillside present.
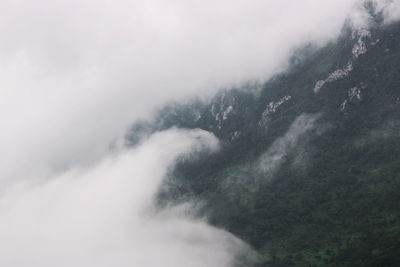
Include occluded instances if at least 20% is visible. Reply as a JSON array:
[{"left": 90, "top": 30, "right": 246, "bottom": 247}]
[{"left": 128, "top": 19, "right": 400, "bottom": 266}]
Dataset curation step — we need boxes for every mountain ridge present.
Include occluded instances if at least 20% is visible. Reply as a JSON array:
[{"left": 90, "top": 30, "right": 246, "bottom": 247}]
[{"left": 127, "top": 17, "right": 400, "bottom": 266}]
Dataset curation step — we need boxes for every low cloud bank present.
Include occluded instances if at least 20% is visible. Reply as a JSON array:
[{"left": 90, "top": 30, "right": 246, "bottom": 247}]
[
  {"left": 0, "top": 0, "right": 365, "bottom": 182},
  {"left": 1, "top": 1, "right": 400, "bottom": 266},
  {"left": 0, "top": 128, "right": 248, "bottom": 267}
]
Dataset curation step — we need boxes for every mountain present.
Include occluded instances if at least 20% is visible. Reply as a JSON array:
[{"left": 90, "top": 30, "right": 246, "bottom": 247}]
[{"left": 127, "top": 15, "right": 400, "bottom": 267}]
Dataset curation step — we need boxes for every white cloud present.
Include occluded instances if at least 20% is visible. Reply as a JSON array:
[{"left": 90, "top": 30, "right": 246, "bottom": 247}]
[
  {"left": 372, "top": 0, "right": 400, "bottom": 23},
  {"left": 1, "top": 1, "right": 398, "bottom": 266},
  {"left": 0, "top": 128, "right": 248, "bottom": 267},
  {"left": 0, "top": 0, "right": 363, "bottom": 181}
]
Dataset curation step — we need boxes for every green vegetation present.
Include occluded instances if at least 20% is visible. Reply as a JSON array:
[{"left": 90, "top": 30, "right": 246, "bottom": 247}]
[{"left": 130, "top": 20, "right": 400, "bottom": 266}]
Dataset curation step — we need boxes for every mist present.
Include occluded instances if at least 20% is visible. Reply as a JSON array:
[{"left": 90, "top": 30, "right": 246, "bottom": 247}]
[
  {"left": 258, "top": 114, "right": 319, "bottom": 175},
  {"left": 371, "top": 0, "right": 400, "bottom": 23},
  {"left": 0, "top": 0, "right": 393, "bottom": 266},
  {"left": 0, "top": 128, "right": 249, "bottom": 267},
  {"left": 0, "top": 0, "right": 363, "bottom": 181}
]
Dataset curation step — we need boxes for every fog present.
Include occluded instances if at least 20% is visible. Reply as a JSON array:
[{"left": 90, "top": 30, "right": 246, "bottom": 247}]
[
  {"left": 0, "top": 129, "right": 249, "bottom": 267},
  {"left": 0, "top": 0, "right": 392, "bottom": 266},
  {"left": 371, "top": 0, "right": 400, "bottom": 23},
  {"left": 0, "top": 0, "right": 362, "bottom": 180},
  {"left": 258, "top": 114, "right": 319, "bottom": 175}
]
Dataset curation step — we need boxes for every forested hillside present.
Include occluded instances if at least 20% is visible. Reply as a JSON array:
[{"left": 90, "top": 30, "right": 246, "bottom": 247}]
[{"left": 128, "top": 16, "right": 400, "bottom": 266}]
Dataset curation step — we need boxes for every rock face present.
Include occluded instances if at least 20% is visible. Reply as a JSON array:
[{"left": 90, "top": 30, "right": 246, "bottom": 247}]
[
  {"left": 128, "top": 17, "right": 400, "bottom": 267},
  {"left": 313, "top": 62, "right": 353, "bottom": 93},
  {"left": 340, "top": 86, "right": 363, "bottom": 112},
  {"left": 313, "top": 28, "right": 372, "bottom": 93}
]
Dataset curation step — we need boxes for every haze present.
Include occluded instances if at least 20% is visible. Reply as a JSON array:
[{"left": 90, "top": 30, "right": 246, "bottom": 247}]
[{"left": 0, "top": 0, "right": 395, "bottom": 266}]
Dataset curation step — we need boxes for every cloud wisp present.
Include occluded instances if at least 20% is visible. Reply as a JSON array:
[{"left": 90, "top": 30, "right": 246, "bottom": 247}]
[
  {"left": 258, "top": 114, "right": 319, "bottom": 175},
  {"left": 1, "top": 1, "right": 400, "bottom": 266},
  {"left": 0, "top": 128, "right": 249, "bottom": 267},
  {"left": 0, "top": 0, "right": 363, "bottom": 182}
]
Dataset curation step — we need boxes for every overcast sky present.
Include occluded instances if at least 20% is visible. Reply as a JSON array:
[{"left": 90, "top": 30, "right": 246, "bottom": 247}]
[
  {"left": 0, "top": 0, "right": 365, "bottom": 180},
  {"left": 0, "top": 0, "right": 398, "bottom": 266}
]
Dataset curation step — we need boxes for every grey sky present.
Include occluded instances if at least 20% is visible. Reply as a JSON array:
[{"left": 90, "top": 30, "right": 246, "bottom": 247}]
[{"left": 0, "top": 0, "right": 362, "bottom": 180}]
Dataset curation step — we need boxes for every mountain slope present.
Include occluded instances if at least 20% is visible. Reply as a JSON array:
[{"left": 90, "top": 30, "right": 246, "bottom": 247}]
[{"left": 128, "top": 19, "right": 400, "bottom": 266}]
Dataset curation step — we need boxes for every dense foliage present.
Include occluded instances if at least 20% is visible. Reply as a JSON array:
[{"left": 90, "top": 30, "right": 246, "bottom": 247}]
[{"left": 128, "top": 19, "right": 400, "bottom": 266}]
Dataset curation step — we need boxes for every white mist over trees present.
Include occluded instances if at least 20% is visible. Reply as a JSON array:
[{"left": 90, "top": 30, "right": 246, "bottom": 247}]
[
  {"left": 0, "top": 0, "right": 398, "bottom": 266},
  {"left": 0, "top": 129, "right": 249, "bottom": 267}
]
